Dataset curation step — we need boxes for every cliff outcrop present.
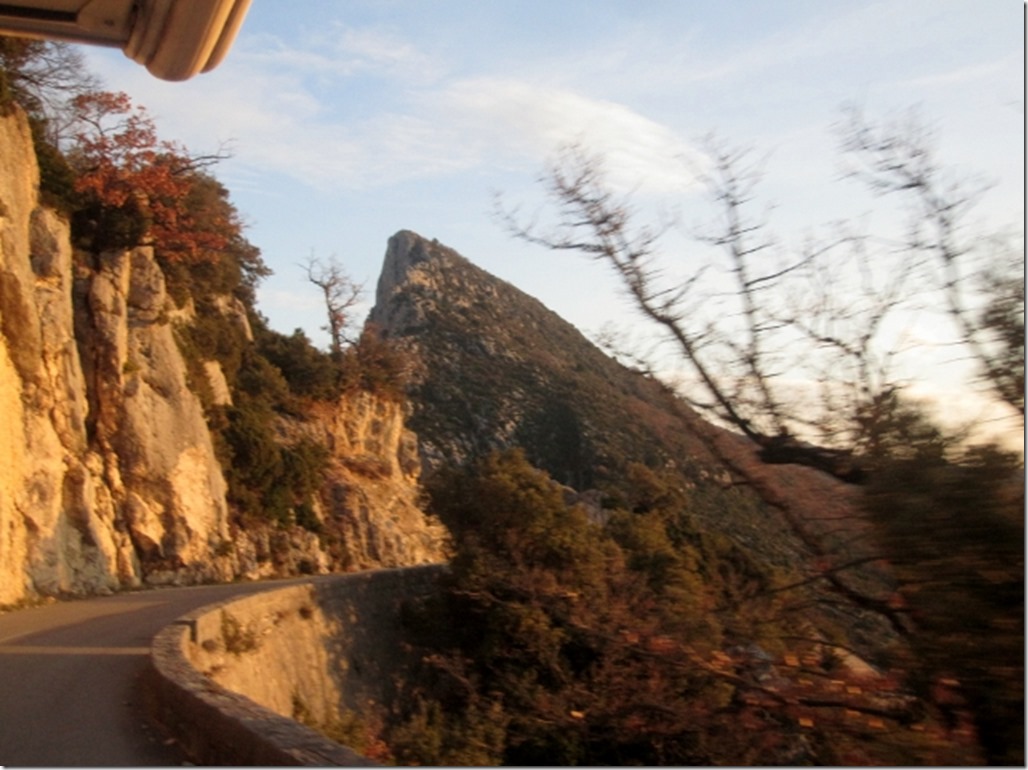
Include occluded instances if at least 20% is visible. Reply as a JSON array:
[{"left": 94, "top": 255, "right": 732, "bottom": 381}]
[
  {"left": 0, "top": 110, "right": 447, "bottom": 605},
  {"left": 248, "top": 393, "right": 449, "bottom": 579}
]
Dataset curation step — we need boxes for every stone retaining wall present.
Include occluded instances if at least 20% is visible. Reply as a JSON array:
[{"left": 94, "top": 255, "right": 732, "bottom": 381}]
[{"left": 144, "top": 565, "right": 445, "bottom": 765}]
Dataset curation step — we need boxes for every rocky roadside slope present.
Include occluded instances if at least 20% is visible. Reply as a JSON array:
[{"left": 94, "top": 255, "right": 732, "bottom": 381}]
[{"left": 0, "top": 109, "right": 447, "bottom": 606}]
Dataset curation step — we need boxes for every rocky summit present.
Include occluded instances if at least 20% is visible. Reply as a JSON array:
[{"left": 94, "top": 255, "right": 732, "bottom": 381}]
[{"left": 370, "top": 229, "right": 715, "bottom": 486}]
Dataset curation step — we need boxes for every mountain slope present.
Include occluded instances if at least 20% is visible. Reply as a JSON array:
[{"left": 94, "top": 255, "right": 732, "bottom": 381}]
[
  {"left": 364, "top": 230, "right": 997, "bottom": 764},
  {"left": 369, "top": 230, "right": 716, "bottom": 487},
  {"left": 368, "top": 229, "right": 898, "bottom": 655}
]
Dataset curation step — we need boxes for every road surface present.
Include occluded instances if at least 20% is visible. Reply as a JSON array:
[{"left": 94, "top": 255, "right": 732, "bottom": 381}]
[{"left": 0, "top": 577, "right": 314, "bottom": 767}]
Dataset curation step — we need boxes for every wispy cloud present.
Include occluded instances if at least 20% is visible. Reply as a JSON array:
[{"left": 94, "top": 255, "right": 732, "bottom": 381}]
[
  {"left": 240, "top": 24, "right": 445, "bottom": 84},
  {"left": 567, "top": 1, "right": 969, "bottom": 100},
  {"left": 83, "top": 2, "right": 1014, "bottom": 202},
  {"left": 86, "top": 29, "right": 702, "bottom": 196},
  {"left": 893, "top": 55, "right": 1021, "bottom": 91},
  {"left": 434, "top": 76, "right": 702, "bottom": 194}
]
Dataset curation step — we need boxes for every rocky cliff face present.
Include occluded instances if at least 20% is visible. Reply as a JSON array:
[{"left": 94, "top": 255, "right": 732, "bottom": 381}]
[
  {"left": 273, "top": 392, "right": 449, "bottom": 575},
  {"left": 0, "top": 111, "right": 447, "bottom": 606},
  {"left": 0, "top": 111, "right": 130, "bottom": 602}
]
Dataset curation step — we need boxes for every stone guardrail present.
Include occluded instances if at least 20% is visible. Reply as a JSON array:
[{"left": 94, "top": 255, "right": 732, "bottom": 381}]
[{"left": 143, "top": 565, "right": 445, "bottom": 766}]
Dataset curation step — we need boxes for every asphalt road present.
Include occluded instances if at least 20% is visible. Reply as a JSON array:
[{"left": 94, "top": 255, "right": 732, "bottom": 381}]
[{"left": 0, "top": 577, "right": 313, "bottom": 767}]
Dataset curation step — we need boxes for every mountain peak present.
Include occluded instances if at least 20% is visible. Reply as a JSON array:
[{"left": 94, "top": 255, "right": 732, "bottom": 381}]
[
  {"left": 371, "top": 230, "right": 466, "bottom": 333},
  {"left": 366, "top": 231, "right": 710, "bottom": 484}
]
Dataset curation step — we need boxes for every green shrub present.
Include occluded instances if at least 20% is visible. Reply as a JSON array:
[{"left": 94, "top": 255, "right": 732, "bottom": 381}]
[
  {"left": 389, "top": 696, "right": 507, "bottom": 766},
  {"left": 219, "top": 398, "right": 329, "bottom": 528},
  {"left": 337, "top": 328, "right": 411, "bottom": 401},
  {"left": 402, "top": 450, "right": 752, "bottom": 765},
  {"left": 220, "top": 610, "right": 258, "bottom": 655},
  {"left": 864, "top": 444, "right": 1024, "bottom": 765},
  {"left": 254, "top": 324, "right": 341, "bottom": 401},
  {"left": 71, "top": 197, "right": 148, "bottom": 254},
  {"left": 29, "top": 116, "right": 77, "bottom": 212}
]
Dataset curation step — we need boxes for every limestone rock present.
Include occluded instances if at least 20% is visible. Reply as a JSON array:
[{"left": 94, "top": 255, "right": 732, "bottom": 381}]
[
  {"left": 287, "top": 392, "right": 451, "bottom": 571},
  {"left": 0, "top": 106, "right": 233, "bottom": 601},
  {"left": 0, "top": 108, "right": 448, "bottom": 606}
]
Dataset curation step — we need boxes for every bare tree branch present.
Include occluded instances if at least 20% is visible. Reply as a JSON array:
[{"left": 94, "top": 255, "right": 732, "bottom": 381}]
[
  {"left": 838, "top": 104, "right": 1022, "bottom": 420},
  {"left": 498, "top": 141, "right": 874, "bottom": 480},
  {"left": 300, "top": 254, "right": 364, "bottom": 360}
]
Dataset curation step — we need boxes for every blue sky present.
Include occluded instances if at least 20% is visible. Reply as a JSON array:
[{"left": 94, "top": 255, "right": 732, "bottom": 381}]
[{"left": 80, "top": 0, "right": 1023, "bottom": 440}]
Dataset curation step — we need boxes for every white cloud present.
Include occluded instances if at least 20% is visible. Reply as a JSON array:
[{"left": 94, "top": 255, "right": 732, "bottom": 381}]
[
  {"left": 893, "top": 54, "right": 1020, "bottom": 91},
  {"left": 86, "top": 39, "right": 702, "bottom": 197},
  {"left": 434, "top": 77, "right": 702, "bottom": 195},
  {"left": 84, "top": 47, "right": 390, "bottom": 188},
  {"left": 86, "top": 3, "right": 1017, "bottom": 208}
]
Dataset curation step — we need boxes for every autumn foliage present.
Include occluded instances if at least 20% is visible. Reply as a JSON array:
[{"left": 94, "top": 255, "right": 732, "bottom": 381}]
[
  {"left": 384, "top": 450, "right": 986, "bottom": 765},
  {"left": 69, "top": 90, "right": 232, "bottom": 263}
]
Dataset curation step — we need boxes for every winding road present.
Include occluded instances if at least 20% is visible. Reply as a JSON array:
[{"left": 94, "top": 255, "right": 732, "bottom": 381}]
[{"left": 0, "top": 577, "right": 314, "bottom": 767}]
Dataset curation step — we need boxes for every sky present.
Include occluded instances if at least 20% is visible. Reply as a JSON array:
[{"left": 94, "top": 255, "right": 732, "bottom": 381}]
[{"left": 79, "top": 0, "right": 1024, "bottom": 442}]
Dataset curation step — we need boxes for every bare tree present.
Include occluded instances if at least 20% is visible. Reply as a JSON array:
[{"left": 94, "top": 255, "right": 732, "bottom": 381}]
[
  {"left": 502, "top": 107, "right": 1022, "bottom": 478},
  {"left": 499, "top": 144, "right": 928, "bottom": 645},
  {"left": 498, "top": 116, "right": 1023, "bottom": 751},
  {"left": 301, "top": 254, "right": 363, "bottom": 360},
  {"left": 776, "top": 225, "right": 919, "bottom": 455},
  {"left": 0, "top": 37, "right": 101, "bottom": 143},
  {"left": 499, "top": 141, "right": 860, "bottom": 479},
  {"left": 837, "top": 105, "right": 1024, "bottom": 421},
  {"left": 690, "top": 139, "right": 821, "bottom": 438},
  {"left": 975, "top": 245, "right": 1025, "bottom": 413},
  {"left": 499, "top": 144, "right": 742, "bottom": 433}
]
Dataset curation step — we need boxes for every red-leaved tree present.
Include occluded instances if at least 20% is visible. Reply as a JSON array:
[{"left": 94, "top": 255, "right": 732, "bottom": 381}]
[{"left": 69, "top": 90, "right": 230, "bottom": 263}]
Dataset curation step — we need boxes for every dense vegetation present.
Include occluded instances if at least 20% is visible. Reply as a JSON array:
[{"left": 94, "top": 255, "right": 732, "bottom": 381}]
[
  {"left": 864, "top": 441, "right": 1024, "bottom": 765},
  {"left": 381, "top": 448, "right": 1014, "bottom": 765},
  {"left": 370, "top": 225, "right": 1019, "bottom": 760},
  {"left": 372, "top": 226, "right": 1022, "bottom": 762},
  {"left": 389, "top": 450, "right": 780, "bottom": 765}
]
